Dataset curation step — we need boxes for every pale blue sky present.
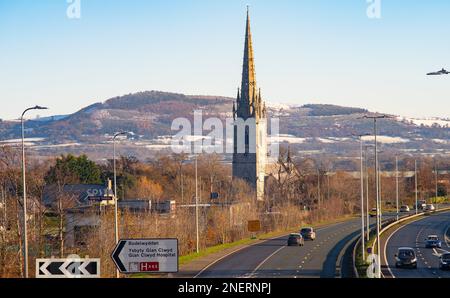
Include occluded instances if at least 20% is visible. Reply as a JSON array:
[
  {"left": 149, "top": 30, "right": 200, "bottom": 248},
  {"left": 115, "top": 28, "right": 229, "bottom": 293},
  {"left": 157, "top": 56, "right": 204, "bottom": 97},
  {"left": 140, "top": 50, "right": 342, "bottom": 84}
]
[{"left": 1, "top": 0, "right": 449, "bottom": 120}]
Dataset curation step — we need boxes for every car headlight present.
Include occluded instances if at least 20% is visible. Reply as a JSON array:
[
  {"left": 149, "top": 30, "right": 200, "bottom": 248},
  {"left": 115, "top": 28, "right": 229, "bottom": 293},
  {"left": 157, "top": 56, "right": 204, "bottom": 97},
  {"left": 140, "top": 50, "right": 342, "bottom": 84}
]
[
  {"left": 412, "top": 258, "right": 417, "bottom": 263},
  {"left": 395, "top": 257, "right": 400, "bottom": 261}
]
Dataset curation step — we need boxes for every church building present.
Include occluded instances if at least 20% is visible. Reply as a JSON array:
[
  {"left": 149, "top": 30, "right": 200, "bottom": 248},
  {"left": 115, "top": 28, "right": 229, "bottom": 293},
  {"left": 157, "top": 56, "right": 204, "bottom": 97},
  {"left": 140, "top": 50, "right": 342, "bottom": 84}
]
[{"left": 232, "top": 8, "right": 268, "bottom": 201}]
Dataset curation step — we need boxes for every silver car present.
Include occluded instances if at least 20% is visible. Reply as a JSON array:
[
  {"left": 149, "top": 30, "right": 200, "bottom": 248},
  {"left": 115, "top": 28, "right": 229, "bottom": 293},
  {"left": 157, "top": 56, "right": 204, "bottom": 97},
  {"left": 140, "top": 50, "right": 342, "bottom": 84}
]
[
  {"left": 400, "top": 205, "right": 410, "bottom": 212},
  {"left": 425, "top": 204, "right": 435, "bottom": 212}
]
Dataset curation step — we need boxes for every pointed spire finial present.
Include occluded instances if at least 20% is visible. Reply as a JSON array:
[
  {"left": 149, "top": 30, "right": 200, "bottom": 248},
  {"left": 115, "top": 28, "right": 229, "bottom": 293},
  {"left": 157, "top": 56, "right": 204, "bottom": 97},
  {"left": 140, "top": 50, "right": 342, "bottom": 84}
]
[{"left": 237, "top": 5, "right": 265, "bottom": 120}]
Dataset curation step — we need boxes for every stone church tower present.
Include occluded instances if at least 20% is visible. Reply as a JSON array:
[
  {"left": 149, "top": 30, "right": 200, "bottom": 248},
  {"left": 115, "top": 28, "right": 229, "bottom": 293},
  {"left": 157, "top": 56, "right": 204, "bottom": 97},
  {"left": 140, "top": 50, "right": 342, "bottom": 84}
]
[{"left": 232, "top": 8, "right": 268, "bottom": 201}]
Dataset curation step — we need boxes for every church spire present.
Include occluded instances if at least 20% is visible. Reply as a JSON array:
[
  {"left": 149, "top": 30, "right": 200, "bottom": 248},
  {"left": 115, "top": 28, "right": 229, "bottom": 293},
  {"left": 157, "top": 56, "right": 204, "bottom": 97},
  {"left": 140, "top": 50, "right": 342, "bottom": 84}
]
[{"left": 240, "top": 6, "right": 258, "bottom": 119}]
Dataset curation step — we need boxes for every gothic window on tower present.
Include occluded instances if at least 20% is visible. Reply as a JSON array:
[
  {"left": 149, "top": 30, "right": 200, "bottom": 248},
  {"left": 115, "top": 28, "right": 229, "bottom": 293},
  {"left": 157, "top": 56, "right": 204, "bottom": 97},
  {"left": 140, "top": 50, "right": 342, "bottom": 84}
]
[{"left": 245, "top": 126, "right": 249, "bottom": 154}]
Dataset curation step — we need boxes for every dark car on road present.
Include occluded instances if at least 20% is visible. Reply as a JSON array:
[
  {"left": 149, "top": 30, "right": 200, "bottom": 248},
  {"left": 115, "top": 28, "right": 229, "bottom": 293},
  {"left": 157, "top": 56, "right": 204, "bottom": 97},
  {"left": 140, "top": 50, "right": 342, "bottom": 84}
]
[
  {"left": 287, "top": 233, "right": 304, "bottom": 246},
  {"left": 369, "top": 208, "right": 382, "bottom": 217},
  {"left": 415, "top": 200, "right": 427, "bottom": 210},
  {"left": 425, "top": 235, "right": 442, "bottom": 248},
  {"left": 300, "top": 227, "right": 316, "bottom": 240},
  {"left": 395, "top": 247, "right": 417, "bottom": 269},
  {"left": 439, "top": 253, "right": 450, "bottom": 270}
]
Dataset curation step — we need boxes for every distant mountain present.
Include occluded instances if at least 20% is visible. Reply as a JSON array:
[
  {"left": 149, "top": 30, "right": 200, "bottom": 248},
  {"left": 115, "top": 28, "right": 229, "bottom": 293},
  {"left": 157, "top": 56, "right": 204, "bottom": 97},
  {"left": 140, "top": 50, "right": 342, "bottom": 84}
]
[{"left": 0, "top": 90, "right": 448, "bottom": 160}]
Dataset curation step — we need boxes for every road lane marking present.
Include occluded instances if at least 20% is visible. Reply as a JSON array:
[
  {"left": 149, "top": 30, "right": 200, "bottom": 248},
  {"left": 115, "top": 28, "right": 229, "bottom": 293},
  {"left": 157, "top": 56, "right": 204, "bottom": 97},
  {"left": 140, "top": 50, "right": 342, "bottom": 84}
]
[
  {"left": 382, "top": 219, "right": 423, "bottom": 278},
  {"left": 194, "top": 221, "right": 335, "bottom": 278},
  {"left": 432, "top": 248, "right": 440, "bottom": 257},
  {"left": 250, "top": 245, "right": 285, "bottom": 277},
  {"left": 444, "top": 225, "right": 450, "bottom": 248},
  {"left": 200, "top": 218, "right": 359, "bottom": 278},
  {"left": 193, "top": 242, "right": 256, "bottom": 278}
]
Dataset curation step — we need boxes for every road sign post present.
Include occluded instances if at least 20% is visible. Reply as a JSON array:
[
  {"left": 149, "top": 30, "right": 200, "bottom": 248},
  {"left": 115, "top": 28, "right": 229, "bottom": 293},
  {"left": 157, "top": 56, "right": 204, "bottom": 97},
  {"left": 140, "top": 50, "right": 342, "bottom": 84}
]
[
  {"left": 36, "top": 257, "right": 100, "bottom": 278},
  {"left": 112, "top": 239, "right": 178, "bottom": 274},
  {"left": 248, "top": 220, "right": 261, "bottom": 232},
  {"left": 248, "top": 220, "right": 261, "bottom": 239}
]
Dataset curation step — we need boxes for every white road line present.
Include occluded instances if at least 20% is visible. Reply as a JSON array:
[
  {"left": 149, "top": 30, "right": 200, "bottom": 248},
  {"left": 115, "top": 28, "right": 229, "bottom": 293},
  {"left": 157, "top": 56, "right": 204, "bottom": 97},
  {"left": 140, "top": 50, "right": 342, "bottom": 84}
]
[
  {"left": 444, "top": 225, "right": 450, "bottom": 248},
  {"left": 193, "top": 242, "right": 256, "bottom": 278},
  {"left": 200, "top": 219, "right": 355, "bottom": 278},
  {"left": 250, "top": 246, "right": 285, "bottom": 277},
  {"left": 194, "top": 223, "right": 333, "bottom": 278},
  {"left": 382, "top": 218, "right": 423, "bottom": 278}
]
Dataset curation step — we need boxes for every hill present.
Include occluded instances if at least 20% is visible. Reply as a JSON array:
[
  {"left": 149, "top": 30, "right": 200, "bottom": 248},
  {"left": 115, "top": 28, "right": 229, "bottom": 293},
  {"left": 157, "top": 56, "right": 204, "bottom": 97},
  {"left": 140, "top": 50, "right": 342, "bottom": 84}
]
[{"left": 0, "top": 90, "right": 448, "bottom": 160}]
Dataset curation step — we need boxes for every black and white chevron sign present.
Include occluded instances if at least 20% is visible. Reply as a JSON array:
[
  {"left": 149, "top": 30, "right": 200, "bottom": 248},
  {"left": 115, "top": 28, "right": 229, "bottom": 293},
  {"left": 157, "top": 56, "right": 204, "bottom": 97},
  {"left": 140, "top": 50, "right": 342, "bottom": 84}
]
[{"left": 36, "top": 257, "right": 100, "bottom": 278}]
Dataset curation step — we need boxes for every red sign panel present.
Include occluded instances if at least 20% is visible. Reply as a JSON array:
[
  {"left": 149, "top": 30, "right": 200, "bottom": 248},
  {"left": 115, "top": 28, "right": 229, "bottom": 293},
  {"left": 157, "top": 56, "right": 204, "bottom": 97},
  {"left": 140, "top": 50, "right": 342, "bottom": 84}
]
[{"left": 140, "top": 262, "right": 159, "bottom": 272}]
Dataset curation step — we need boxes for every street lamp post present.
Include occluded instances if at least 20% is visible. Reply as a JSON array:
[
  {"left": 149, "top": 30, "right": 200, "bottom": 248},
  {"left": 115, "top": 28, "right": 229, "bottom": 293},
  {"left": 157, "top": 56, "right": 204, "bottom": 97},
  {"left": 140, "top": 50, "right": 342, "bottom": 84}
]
[
  {"left": 354, "top": 133, "right": 370, "bottom": 261},
  {"left": 435, "top": 162, "right": 439, "bottom": 211},
  {"left": 373, "top": 119, "right": 381, "bottom": 278},
  {"left": 195, "top": 155, "right": 199, "bottom": 254},
  {"left": 181, "top": 162, "right": 184, "bottom": 205},
  {"left": 362, "top": 115, "right": 389, "bottom": 278},
  {"left": 396, "top": 156, "right": 399, "bottom": 221},
  {"left": 364, "top": 145, "right": 374, "bottom": 242},
  {"left": 113, "top": 131, "right": 129, "bottom": 278},
  {"left": 358, "top": 135, "right": 366, "bottom": 261},
  {"left": 21, "top": 105, "right": 48, "bottom": 278},
  {"left": 426, "top": 69, "right": 446, "bottom": 210},
  {"left": 317, "top": 168, "right": 321, "bottom": 209},
  {"left": 179, "top": 159, "right": 190, "bottom": 205},
  {"left": 415, "top": 160, "right": 418, "bottom": 215},
  {"left": 377, "top": 155, "right": 383, "bottom": 231},
  {"left": 365, "top": 147, "right": 370, "bottom": 242}
]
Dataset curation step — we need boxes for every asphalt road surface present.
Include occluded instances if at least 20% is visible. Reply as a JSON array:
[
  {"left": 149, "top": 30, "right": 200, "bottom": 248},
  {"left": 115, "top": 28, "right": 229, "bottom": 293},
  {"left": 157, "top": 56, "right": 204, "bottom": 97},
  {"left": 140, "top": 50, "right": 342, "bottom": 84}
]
[
  {"left": 197, "top": 217, "right": 385, "bottom": 278},
  {"left": 382, "top": 210, "right": 450, "bottom": 278}
]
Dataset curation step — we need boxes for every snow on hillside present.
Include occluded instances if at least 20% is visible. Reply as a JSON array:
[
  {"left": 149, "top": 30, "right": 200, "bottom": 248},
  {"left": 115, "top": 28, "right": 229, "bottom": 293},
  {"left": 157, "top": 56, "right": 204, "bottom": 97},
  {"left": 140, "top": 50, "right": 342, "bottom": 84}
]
[
  {"left": 269, "top": 134, "right": 307, "bottom": 144},
  {"left": 0, "top": 138, "right": 46, "bottom": 146},
  {"left": 266, "top": 102, "right": 300, "bottom": 111},
  {"left": 361, "top": 135, "right": 409, "bottom": 144},
  {"left": 397, "top": 116, "right": 450, "bottom": 128}
]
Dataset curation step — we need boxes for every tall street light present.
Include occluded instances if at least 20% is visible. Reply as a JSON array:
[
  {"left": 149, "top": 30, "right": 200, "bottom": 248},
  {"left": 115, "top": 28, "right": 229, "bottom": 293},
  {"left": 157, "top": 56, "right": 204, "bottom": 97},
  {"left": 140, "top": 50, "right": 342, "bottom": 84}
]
[
  {"left": 354, "top": 133, "right": 370, "bottom": 261},
  {"left": 395, "top": 156, "right": 400, "bottom": 221},
  {"left": 426, "top": 69, "right": 446, "bottom": 210},
  {"left": 415, "top": 159, "right": 418, "bottom": 215},
  {"left": 113, "top": 131, "right": 129, "bottom": 278},
  {"left": 195, "top": 155, "right": 199, "bottom": 254},
  {"left": 364, "top": 144, "right": 375, "bottom": 242},
  {"left": 317, "top": 168, "right": 321, "bottom": 210},
  {"left": 181, "top": 161, "right": 184, "bottom": 205},
  {"left": 361, "top": 114, "right": 389, "bottom": 278},
  {"left": 21, "top": 105, "right": 48, "bottom": 278},
  {"left": 435, "top": 161, "right": 439, "bottom": 211},
  {"left": 376, "top": 150, "right": 385, "bottom": 229}
]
